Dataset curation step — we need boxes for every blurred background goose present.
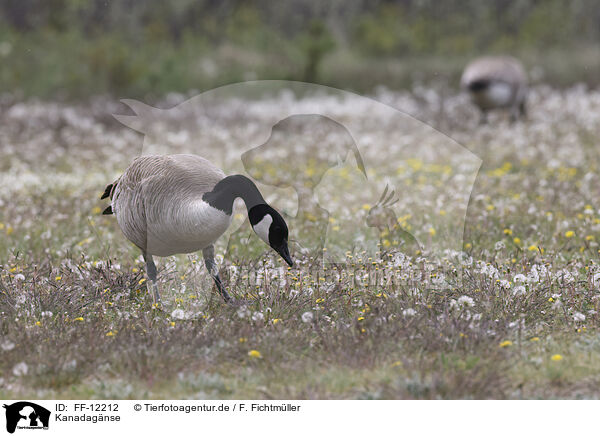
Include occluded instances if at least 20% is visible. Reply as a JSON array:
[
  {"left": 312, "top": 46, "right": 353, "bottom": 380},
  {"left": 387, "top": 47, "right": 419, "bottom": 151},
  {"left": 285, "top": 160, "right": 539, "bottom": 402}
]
[
  {"left": 101, "top": 154, "right": 293, "bottom": 303},
  {"left": 461, "top": 56, "right": 528, "bottom": 123}
]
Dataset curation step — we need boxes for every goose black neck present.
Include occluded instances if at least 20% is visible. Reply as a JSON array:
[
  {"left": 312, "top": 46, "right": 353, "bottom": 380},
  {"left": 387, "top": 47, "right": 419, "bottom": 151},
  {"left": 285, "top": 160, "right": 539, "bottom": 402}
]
[{"left": 202, "top": 174, "right": 266, "bottom": 215}]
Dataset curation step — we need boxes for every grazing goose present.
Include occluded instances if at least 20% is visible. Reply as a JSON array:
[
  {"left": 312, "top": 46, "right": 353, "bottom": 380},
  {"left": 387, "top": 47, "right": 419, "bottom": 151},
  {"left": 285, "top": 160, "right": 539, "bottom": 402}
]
[
  {"left": 101, "top": 154, "right": 293, "bottom": 303},
  {"left": 460, "top": 56, "right": 527, "bottom": 123}
]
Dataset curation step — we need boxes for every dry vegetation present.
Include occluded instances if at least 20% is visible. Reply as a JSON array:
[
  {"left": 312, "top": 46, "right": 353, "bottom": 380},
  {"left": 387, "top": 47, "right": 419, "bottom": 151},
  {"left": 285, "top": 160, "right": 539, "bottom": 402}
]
[{"left": 1, "top": 83, "right": 600, "bottom": 399}]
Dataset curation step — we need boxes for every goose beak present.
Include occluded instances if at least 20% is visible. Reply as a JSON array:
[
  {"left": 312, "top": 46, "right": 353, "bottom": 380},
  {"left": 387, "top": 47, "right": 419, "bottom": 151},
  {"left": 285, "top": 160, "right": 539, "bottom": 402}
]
[{"left": 276, "top": 243, "right": 293, "bottom": 267}]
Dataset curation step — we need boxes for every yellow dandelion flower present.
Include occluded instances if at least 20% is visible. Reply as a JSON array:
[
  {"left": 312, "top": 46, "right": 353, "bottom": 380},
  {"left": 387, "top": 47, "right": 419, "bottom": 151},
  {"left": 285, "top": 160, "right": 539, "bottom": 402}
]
[
  {"left": 565, "top": 231, "right": 575, "bottom": 238},
  {"left": 315, "top": 298, "right": 324, "bottom": 303},
  {"left": 528, "top": 245, "right": 539, "bottom": 252},
  {"left": 106, "top": 331, "right": 115, "bottom": 337},
  {"left": 428, "top": 227, "right": 436, "bottom": 236},
  {"left": 169, "top": 322, "right": 175, "bottom": 327},
  {"left": 74, "top": 317, "right": 84, "bottom": 322},
  {"left": 272, "top": 318, "right": 281, "bottom": 324},
  {"left": 530, "top": 337, "right": 540, "bottom": 342},
  {"left": 35, "top": 321, "right": 41, "bottom": 327},
  {"left": 6, "top": 226, "right": 13, "bottom": 235},
  {"left": 139, "top": 278, "right": 146, "bottom": 284},
  {"left": 9, "top": 267, "right": 17, "bottom": 273},
  {"left": 499, "top": 340, "right": 513, "bottom": 348},
  {"left": 503, "top": 229, "right": 513, "bottom": 235},
  {"left": 55, "top": 276, "right": 62, "bottom": 281},
  {"left": 585, "top": 235, "right": 594, "bottom": 241},
  {"left": 239, "top": 337, "right": 247, "bottom": 343},
  {"left": 513, "top": 237, "right": 521, "bottom": 245},
  {"left": 248, "top": 350, "right": 262, "bottom": 358},
  {"left": 357, "top": 316, "right": 365, "bottom": 321},
  {"left": 362, "top": 204, "right": 371, "bottom": 211},
  {"left": 551, "top": 354, "right": 563, "bottom": 361}
]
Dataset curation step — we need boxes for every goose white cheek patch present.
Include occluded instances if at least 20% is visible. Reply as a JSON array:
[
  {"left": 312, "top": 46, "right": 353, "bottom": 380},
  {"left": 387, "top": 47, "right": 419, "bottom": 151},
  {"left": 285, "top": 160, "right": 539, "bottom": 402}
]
[{"left": 253, "top": 214, "right": 273, "bottom": 245}]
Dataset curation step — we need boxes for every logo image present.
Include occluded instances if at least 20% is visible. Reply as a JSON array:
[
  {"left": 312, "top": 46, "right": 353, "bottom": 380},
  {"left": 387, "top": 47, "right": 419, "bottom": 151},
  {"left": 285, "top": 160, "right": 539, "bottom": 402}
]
[{"left": 3, "top": 402, "right": 50, "bottom": 434}]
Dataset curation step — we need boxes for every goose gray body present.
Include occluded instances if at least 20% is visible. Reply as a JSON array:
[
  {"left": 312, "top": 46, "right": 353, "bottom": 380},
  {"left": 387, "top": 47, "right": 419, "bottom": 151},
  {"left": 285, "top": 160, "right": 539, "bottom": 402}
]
[
  {"left": 102, "top": 154, "right": 293, "bottom": 303},
  {"left": 461, "top": 56, "right": 527, "bottom": 122},
  {"left": 110, "top": 154, "right": 231, "bottom": 256}
]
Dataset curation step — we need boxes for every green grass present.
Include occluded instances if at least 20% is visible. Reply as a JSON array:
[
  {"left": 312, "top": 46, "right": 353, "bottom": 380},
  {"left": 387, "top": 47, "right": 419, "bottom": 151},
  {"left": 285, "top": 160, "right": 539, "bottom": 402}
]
[{"left": 2, "top": 84, "right": 600, "bottom": 399}]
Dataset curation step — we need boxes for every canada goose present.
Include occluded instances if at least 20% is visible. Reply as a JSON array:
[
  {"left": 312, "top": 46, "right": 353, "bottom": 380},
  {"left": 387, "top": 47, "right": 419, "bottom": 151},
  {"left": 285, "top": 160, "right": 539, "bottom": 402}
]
[
  {"left": 461, "top": 56, "right": 527, "bottom": 123},
  {"left": 101, "top": 154, "right": 293, "bottom": 303}
]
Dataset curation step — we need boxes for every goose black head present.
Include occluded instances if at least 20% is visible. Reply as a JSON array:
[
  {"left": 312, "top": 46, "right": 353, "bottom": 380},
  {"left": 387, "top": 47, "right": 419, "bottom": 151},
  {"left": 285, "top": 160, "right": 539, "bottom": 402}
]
[{"left": 249, "top": 204, "right": 293, "bottom": 267}]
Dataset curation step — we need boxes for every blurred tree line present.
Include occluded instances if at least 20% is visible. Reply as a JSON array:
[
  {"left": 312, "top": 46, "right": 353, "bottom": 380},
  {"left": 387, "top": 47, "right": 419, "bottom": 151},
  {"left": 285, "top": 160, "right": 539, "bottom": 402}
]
[{"left": 0, "top": 0, "right": 598, "bottom": 98}]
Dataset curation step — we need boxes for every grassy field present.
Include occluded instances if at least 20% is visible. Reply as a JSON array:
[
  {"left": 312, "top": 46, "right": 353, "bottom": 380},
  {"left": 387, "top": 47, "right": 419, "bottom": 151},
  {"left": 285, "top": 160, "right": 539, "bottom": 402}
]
[{"left": 1, "top": 83, "right": 600, "bottom": 399}]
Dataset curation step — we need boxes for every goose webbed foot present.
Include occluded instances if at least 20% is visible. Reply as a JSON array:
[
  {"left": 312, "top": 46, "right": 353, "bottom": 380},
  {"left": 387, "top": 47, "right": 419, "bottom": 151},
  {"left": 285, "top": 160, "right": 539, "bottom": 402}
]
[{"left": 211, "top": 273, "right": 232, "bottom": 304}]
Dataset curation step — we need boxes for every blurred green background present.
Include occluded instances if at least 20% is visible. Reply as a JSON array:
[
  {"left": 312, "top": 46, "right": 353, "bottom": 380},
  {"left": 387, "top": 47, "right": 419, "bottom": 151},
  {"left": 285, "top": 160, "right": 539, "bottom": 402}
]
[{"left": 0, "top": 0, "right": 598, "bottom": 99}]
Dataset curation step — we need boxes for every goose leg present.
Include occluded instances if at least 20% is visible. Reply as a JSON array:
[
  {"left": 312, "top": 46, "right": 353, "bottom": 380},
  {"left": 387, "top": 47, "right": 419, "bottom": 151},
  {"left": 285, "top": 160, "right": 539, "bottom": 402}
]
[
  {"left": 143, "top": 252, "right": 161, "bottom": 304},
  {"left": 202, "top": 245, "right": 231, "bottom": 303}
]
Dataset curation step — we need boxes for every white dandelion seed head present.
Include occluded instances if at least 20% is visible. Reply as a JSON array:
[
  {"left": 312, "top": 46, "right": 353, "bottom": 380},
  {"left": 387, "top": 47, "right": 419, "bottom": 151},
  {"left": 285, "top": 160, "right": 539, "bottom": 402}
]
[
  {"left": 498, "top": 280, "right": 511, "bottom": 289},
  {"left": 457, "top": 296, "right": 475, "bottom": 307},
  {"left": 402, "top": 308, "right": 416, "bottom": 317},
  {"left": 12, "top": 362, "right": 28, "bottom": 377},
  {"left": 1, "top": 340, "right": 15, "bottom": 351},
  {"left": 171, "top": 309, "right": 186, "bottom": 320},
  {"left": 301, "top": 311, "right": 314, "bottom": 323},
  {"left": 236, "top": 306, "right": 250, "bottom": 319},
  {"left": 512, "top": 285, "right": 526, "bottom": 296},
  {"left": 513, "top": 274, "right": 527, "bottom": 283}
]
